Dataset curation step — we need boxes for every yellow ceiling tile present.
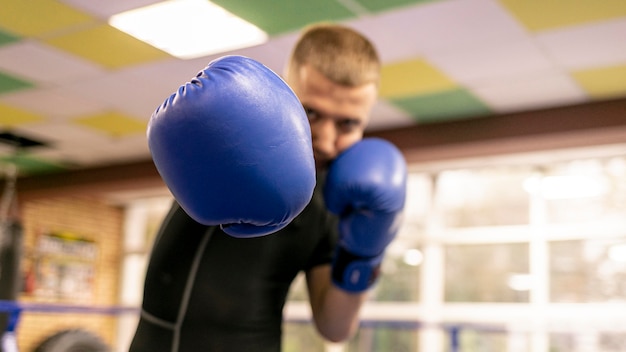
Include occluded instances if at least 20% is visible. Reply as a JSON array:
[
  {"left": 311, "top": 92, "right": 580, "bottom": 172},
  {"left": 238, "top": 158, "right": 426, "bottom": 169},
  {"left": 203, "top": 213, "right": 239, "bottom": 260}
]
[
  {"left": 572, "top": 64, "right": 626, "bottom": 99},
  {"left": 499, "top": 0, "right": 626, "bottom": 32},
  {"left": 45, "top": 24, "right": 171, "bottom": 69},
  {"left": 380, "top": 59, "right": 457, "bottom": 99},
  {"left": 0, "top": 0, "right": 94, "bottom": 37},
  {"left": 74, "top": 112, "right": 147, "bottom": 137},
  {"left": 0, "top": 103, "right": 44, "bottom": 127}
]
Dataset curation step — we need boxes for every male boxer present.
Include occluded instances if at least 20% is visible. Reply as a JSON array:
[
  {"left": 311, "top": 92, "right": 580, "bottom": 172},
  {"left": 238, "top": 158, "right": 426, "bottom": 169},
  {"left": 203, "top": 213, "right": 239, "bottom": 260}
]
[{"left": 130, "top": 23, "right": 407, "bottom": 352}]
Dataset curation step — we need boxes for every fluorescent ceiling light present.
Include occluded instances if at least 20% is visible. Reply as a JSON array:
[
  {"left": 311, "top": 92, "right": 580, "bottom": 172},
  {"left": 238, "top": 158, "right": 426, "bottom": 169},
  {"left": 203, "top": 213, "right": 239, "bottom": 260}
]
[{"left": 109, "top": 0, "right": 268, "bottom": 59}]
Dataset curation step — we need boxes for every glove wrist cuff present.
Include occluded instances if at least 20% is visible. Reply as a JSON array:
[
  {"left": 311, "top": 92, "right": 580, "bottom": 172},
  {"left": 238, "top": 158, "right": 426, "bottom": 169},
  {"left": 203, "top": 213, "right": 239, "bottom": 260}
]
[{"left": 331, "top": 247, "right": 383, "bottom": 293}]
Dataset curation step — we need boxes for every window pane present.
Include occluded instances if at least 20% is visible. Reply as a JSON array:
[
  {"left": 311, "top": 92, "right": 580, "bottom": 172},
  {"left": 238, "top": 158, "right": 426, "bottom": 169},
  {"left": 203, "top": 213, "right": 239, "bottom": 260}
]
[
  {"left": 445, "top": 243, "right": 530, "bottom": 302},
  {"left": 369, "top": 249, "right": 421, "bottom": 301},
  {"left": 286, "top": 272, "right": 308, "bottom": 301},
  {"left": 550, "top": 238, "right": 626, "bottom": 302},
  {"left": 437, "top": 168, "right": 531, "bottom": 228},
  {"left": 542, "top": 158, "right": 626, "bottom": 224},
  {"left": 550, "top": 332, "right": 626, "bottom": 352},
  {"left": 402, "top": 173, "right": 434, "bottom": 233},
  {"left": 283, "top": 322, "right": 325, "bottom": 352},
  {"left": 345, "top": 325, "right": 418, "bottom": 352},
  {"left": 455, "top": 329, "right": 513, "bottom": 352}
]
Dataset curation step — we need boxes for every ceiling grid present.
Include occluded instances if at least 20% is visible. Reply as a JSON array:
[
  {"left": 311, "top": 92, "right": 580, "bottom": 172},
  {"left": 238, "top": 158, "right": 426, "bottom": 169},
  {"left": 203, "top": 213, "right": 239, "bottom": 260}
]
[{"left": 0, "top": 0, "right": 623, "bottom": 175}]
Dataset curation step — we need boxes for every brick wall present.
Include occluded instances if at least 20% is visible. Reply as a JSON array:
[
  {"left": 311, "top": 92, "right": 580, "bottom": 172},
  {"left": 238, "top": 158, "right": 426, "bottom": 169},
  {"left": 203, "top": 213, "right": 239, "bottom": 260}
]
[{"left": 16, "top": 196, "right": 123, "bottom": 351}]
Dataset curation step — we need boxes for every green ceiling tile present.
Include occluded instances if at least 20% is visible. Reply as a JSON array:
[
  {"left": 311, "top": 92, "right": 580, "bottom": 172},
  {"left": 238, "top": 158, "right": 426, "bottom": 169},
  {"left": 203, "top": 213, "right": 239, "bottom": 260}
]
[
  {"left": 357, "top": 0, "right": 438, "bottom": 12},
  {"left": 211, "top": 0, "right": 355, "bottom": 35},
  {"left": 0, "top": 154, "right": 66, "bottom": 176},
  {"left": 391, "top": 89, "right": 492, "bottom": 123},
  {"left": 0, "top": 29, "right": 19, "bottom": 47},
  {"left": 0, "top": 71, "right": 33, "bottom": 94}
]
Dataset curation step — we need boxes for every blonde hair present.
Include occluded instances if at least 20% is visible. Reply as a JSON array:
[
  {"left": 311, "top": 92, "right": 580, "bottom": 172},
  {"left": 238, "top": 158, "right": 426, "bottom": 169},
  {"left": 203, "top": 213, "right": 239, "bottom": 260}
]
[{"left": 286, "top": 23, "right": 380, "bottom": 87}]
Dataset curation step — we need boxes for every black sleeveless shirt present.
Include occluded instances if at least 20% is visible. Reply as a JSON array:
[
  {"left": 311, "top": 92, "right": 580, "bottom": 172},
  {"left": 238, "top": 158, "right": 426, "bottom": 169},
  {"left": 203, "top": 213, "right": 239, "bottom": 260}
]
[{"left": 129, "top": 184, "right": 337, "bottom": 352}]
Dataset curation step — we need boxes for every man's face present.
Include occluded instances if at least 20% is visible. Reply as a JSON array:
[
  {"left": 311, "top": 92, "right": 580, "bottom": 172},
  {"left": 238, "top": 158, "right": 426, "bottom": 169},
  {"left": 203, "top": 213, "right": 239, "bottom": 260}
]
[{"left": 289, "top": 65, "right": 378, "bottom": 171}]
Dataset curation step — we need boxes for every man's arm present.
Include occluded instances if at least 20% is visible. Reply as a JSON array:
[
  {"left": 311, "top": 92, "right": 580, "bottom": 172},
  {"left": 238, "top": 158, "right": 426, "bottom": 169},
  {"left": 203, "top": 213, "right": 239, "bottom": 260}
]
[
  {"left": 306, "top": 264, "right": 366, "bottom": 342},
  {"left": 305, "top": 139, "right": 408, "bottom": 342}
]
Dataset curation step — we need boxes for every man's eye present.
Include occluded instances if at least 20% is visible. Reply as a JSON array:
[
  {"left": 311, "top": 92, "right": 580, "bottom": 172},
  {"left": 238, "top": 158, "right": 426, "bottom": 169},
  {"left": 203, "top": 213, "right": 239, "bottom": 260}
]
[
  {"left": 337, "top": 119, "right": 360, "bottom": 132},
  {"left": 304, "top": 108, "right": 319, "bottom": 121}
]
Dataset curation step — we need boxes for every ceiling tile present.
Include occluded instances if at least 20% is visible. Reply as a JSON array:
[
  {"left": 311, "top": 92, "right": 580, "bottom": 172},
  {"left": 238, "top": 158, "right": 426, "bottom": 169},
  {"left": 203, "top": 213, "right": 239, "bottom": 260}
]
[
  {"left": 0, "top": 71, "right": 33, "bottom": 94},
  {"left": 16, "top": 120, "right": 109, "bottom": 146},
  {"left": 226, "top": 32, "right": 300, "bottom": 75},
  {"left": 391, "top": 88, "right": 491, "bottom": 123},
  {"left": 367, "top": 100, "right": 417, "bottom": 131},
  {"left": 0, "top": 29, "right": 19, "bottom": 47},
  {"left": 380, "top": 59, "right": 457, "bottom": 98},
  {"left": 59, "top": 0, "right": 163, "bottom": 19},
  {"left": 427, "top": 39, "right": 554, "bottom": 85},
  {"left": 45, "top": 24, "right": 171, "bottom": 69},
  {"left": 349, "top": 0, "right": 528, "bottom": 63},
  {"left": 536, "top": 18, "right": 626, "bottom": 70},
  {"left": 60, "top": 68, "right": 177, "bottom": 120},
  {"left": 0, "top": 103, "right": 44, "bottom": 127},
  {"left": 0, "top": 154, "right": 66, "bottom": 176},
  {"left": 88, "top": 134, "right": 150, "bottom": 164},
  {"left": 0, "top": 87, "right": 107, "bottom": 120},
  {"left": 572, "top": 64, "right": 626, "bottom": 99},
  {"left": 211, "top": 0, "right": 355, "bottom": 35},
  {"left": 0, "top": 40, "right": 106, "bottom": 85},
  {"left": 15, "top": 121, "right": 115, "bottom": 165},
  {"left": 0, "top": 0, "right": 94, "bottom": 37},
  {"left": 499, "top": 0, "right": 626, "bottom": 32},
  {"left": 357, "top": 0, "right": 437, "bottom": 12},
  {"left": 74, "top": 112, "right": 147, "bottom": 137},
  {"left": 470, "top": 70, "right": 588, "bottom": 113},
  {"left": 38, "top": 132, "right": 150, "bottom": 167}
]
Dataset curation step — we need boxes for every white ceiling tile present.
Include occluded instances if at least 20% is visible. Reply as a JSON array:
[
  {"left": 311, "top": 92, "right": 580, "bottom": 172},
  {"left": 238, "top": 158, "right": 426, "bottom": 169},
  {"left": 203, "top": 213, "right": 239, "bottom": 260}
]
[
  {"left": 15, "top": 121, "right": 111, "bottom": 147},
  {"left": 536, "top": 18, "right": 626, "bottom": 70},
  {"left": 109, "top": 37, "right": 302, "bottom": 118},
  {"left": 0, "top": 41, "right": 105, "bottom": 85},
  {"left": 470, "top": 69, "right": 589, "bottom": 113},
  {"left": 87, "top": 134, "right": 150, "bottom": 165},
  {"left": 16, "top": 122, "right": 147, "bottom": 166},
  {"left": 0, "top": 87, "right": 107, "bottom": 120},
  {"left": 367, "top": 100, "right": 415, "bottom": 132},
  {"left": 60, "top": 69, "right": 172, "bottom": 120},
  {"left": 59, "top": 0, "right": 163, "bottom": 19},
  {"left": 228, "top": 33, "right": 300, "bottom": 76},
  {"left": 348, "top": 0, "right": 528, "bottom": 63},
  {"left": 427, "top": 39, "right": 554, "bottom": 85}
]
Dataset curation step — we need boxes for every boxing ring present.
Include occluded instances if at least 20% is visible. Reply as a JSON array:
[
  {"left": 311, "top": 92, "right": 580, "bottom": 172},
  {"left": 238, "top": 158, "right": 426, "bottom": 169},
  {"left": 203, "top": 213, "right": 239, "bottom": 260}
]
[
  {"left": 0, "top": 300, "right": 139, "bottom": 352},
  {"left": 0, "top": 299, "right": 506, "bottom": 352}
]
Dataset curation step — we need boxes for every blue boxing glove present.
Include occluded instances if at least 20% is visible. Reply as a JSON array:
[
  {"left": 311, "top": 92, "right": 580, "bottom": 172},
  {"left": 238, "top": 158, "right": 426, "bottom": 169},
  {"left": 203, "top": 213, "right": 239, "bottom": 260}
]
[
  {"left": 148, "top": 56, "right": 315, "bottom": 238},
  {"left": 324, "top": 138, "right": 407, "bottom": 292}
]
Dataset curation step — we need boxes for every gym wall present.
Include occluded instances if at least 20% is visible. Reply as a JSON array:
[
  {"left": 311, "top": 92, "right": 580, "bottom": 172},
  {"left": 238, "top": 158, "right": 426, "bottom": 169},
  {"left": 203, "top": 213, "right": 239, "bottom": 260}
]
[{"left": 16, "top": 196, "right": 123, "bottom": 351}]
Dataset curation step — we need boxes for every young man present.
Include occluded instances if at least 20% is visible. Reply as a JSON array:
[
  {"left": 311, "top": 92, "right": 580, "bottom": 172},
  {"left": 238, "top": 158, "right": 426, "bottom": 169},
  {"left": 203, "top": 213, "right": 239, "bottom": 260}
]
[{"left": 130, "top": 23, "right": 406, "bottom": 351}]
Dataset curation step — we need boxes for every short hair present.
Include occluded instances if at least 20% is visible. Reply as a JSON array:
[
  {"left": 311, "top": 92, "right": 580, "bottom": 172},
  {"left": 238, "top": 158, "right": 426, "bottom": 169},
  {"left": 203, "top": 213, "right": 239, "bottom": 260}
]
[{"left": 285, "top": 23, "right": 381, "bottom": 87}]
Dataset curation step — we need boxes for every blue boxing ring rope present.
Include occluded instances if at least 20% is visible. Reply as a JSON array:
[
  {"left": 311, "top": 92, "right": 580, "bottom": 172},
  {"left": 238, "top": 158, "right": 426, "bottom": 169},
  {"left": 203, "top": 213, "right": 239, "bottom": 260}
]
[
  {"left": 0, "top": 299, "right": 510, "bottom": 352},
  {"left": 0, "top": 300, "right": 139, "bottom": 352}
]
